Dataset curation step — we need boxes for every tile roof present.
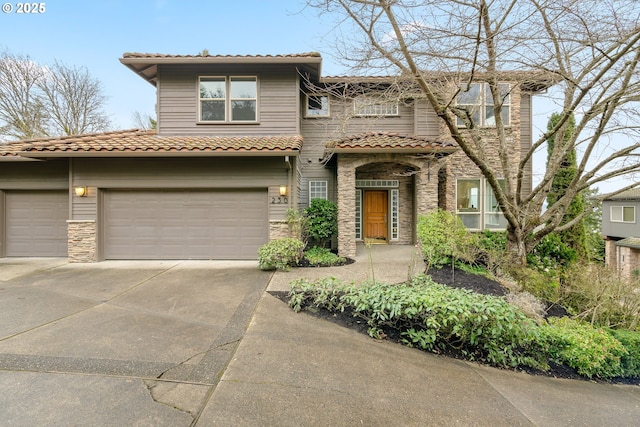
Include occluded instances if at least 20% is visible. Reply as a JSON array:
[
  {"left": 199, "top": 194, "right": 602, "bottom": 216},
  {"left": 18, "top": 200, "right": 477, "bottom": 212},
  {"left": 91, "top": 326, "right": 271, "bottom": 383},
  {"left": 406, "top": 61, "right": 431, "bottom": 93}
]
[
  {"left": 2, "top": 129, "right": 303, "bottom": 160},
  {"left": 122, "top": 52, "right": 322, "bottom": 59},
  {"left": 325, "top": 132, "right": 456, "bottom": 152}
]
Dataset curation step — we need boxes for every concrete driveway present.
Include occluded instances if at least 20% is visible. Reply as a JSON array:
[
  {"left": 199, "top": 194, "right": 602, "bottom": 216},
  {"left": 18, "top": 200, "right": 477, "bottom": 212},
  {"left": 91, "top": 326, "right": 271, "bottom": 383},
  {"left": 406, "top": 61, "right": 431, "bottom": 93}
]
[{"left": 0, "top": 258, "right": 271, "bottom": 426}]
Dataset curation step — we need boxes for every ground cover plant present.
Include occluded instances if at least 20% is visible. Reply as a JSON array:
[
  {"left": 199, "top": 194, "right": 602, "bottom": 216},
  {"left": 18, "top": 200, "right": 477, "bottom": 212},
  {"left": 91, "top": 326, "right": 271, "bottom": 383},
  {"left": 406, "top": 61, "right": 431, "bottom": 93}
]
[{"left": 284, "top": 269, "right": 640, "bottom": 383}]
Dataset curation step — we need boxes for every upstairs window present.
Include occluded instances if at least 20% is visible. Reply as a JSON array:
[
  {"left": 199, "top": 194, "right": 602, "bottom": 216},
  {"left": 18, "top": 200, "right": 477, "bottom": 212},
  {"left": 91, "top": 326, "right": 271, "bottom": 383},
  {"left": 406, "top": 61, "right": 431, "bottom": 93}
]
[
  {"left": 354, "top": 97, "right": 398, "bottom": 116},
  {"left": 306, "top": 95, "right": 330, "bottom": 117},
  {"left": 199, "top": 76, "right": 258, "bottom": 122},
  {"left": 611, "top": 206, "right": 636, "bottom": 223},
  {"left": 456, "top": 82, "right": 510, "bottom": 127}
]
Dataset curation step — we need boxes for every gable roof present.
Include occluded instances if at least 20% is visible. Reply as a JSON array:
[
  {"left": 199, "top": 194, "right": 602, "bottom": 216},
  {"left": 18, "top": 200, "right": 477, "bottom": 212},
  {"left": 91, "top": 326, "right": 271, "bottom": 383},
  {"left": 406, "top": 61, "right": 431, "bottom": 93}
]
[
  {"left": 603, "top": 189, "right": 640, "bottom": 201},
  {"left": 120, "top": 52, "right": 323, "bottom": 86},
  {"left": 1, "top": 129, "right": 303, "bottom": 161},
  {"left": 616, "top": 237, "right": 640, "bottom": 249},
  {"left": 325, "top": 132, "right": 456, "bottom": 155}
]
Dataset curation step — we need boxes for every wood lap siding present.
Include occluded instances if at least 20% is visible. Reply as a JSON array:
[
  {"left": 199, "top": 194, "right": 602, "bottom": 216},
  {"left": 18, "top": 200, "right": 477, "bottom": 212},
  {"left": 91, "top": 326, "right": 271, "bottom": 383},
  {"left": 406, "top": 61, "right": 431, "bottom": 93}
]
[
  {"left": 520, "top": 94, "right": 532, "bottom": 196},
  {"left": 158, "top": 64, "right": 299, "bottom": 136},
  {"left": 70, "top": 157, "right": 289, "bottom": 221}
]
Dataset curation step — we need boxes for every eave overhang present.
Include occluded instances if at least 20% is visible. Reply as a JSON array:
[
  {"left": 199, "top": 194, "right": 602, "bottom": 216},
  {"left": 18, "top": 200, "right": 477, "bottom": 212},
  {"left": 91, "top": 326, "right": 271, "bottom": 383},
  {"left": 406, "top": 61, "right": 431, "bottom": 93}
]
[{"left": 120, "top": 52, "right": 323, "bottom": 87}]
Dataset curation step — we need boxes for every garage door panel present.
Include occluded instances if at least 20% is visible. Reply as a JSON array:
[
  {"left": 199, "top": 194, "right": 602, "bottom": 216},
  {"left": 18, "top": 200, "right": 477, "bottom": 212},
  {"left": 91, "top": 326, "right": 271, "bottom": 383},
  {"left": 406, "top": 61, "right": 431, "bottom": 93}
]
[
  {"left": 103, "top": 190, "right": 267, "bottom": 260},
  {"left": 6, "top": 191, "right": 68, "bottom": 257}
]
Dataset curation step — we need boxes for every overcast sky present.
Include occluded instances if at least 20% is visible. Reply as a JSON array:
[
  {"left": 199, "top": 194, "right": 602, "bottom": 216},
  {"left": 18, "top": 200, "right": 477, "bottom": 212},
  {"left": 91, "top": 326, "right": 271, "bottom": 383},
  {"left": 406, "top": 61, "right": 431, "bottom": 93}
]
[{"left": 0, "top": 0, "right": 628, "bottom": 192}]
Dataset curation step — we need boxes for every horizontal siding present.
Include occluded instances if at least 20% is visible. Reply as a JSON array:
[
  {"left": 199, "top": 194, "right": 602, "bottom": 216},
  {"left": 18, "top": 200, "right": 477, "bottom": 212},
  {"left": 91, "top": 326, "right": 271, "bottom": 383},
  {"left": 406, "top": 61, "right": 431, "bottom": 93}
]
[
  {"left": 602, "top": 200, "right": 640, "bottom": 238},
  {"left": 0, "top": 160, "right": 68, "bottom": 190},
  {"left": 520, "top": 94, "right": 532, "bottom": 196},
  {"left": 414, "top": 100, "right": 441, "bottom": 138},
  {"left": 71, "top": 157, "right": 290, "bottom": 221},
  {"left": 158, "top": 64, "right": 299, "bottom": 136}
]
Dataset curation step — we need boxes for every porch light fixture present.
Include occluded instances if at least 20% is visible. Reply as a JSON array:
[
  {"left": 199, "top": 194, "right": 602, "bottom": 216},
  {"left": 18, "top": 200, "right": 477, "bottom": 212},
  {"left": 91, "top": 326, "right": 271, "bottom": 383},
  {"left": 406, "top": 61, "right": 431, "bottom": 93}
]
[
  {"left": 279, "top": 186, "right": 288, "bottom": 196},
  {"left": 74, "top": 186, "right": 87, "bottom": 197}
]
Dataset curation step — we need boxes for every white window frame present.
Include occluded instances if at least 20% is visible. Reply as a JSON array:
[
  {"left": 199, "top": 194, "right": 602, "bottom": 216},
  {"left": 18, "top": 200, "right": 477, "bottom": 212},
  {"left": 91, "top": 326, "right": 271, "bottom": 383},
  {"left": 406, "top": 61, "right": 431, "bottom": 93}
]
[
  {"left": 198, "top": 75, "right": 258, "bottom": 123},
  {"left": 305, "top": 94, "right": 330, "bottom": 118},
  {"left": 456, "top": 82, "right": 510, "bottom": 128},
  {"left": 309, "top": 180, "right": 328, "bottom": 204},
  {"left": 353, "top": 97, "right": 398, "bottom": 117},
  {"left": 611, "top": 205, "right": 636, "bottom": 223},
  {"left": 456, "top": 177, "right": 507, "bottom": 231}
]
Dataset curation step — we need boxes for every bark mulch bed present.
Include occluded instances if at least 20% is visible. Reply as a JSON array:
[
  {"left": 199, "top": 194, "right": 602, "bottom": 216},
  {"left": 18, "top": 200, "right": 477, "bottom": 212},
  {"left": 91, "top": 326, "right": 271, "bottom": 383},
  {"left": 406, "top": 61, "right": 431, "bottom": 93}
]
[{"left": 270, "top": 264, "right": 639, "bottom": 385}]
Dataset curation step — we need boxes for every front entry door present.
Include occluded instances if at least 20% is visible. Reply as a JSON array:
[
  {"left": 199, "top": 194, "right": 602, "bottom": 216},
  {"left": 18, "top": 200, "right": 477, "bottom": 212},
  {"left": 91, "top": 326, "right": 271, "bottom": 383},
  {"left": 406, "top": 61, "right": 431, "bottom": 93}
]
[{"left": 364, "top": 190, "right": 388, "bottom": 243}]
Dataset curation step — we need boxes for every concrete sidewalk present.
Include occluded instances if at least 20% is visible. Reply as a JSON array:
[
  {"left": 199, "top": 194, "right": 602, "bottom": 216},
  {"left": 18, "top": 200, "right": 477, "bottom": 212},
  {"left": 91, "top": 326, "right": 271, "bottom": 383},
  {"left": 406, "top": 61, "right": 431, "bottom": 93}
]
[{"left": 200, "top": 245, "right": 640, "bottom": 426}]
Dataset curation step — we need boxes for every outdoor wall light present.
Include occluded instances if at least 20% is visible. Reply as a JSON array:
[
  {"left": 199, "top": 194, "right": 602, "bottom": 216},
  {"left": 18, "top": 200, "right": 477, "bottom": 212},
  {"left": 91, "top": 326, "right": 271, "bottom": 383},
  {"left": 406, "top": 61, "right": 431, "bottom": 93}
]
[
  {"left": 279, "top": 185, "right": 288, "bottom": 196},
  {"left": 74, "top": 186, "right": 87, "bottom": 197}
]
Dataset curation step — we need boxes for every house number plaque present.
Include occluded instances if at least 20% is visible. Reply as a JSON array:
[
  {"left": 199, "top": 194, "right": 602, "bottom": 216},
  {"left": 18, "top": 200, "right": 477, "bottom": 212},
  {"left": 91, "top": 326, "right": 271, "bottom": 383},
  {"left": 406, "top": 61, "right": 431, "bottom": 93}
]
[{"left": 271, "top": 196, "right": 288, "bottom": 204}]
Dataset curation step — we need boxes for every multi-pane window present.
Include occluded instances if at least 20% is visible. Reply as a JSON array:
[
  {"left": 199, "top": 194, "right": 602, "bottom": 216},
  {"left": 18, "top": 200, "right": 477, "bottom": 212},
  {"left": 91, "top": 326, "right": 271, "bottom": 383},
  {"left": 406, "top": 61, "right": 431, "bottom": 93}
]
[
  {"left": 354, "top": 97, "right": 398, "bottom": 116},
  {"left": 456, "top": 178, "right": 506, "bottom": 230},
  {"left": 306, "top": 95, "right": 330, "bottom": 117},
  {"left": 456, "top": 82, "right": 510, "bottom": 127},
  {"left": 309, "top": 180, "right": 328, "bottom": 204},
  {"left": 611, "top": 206, "right": 636, "bottom": 223},
  {"left": 199, "top": 76, "right": 257, "bottom": 122}
]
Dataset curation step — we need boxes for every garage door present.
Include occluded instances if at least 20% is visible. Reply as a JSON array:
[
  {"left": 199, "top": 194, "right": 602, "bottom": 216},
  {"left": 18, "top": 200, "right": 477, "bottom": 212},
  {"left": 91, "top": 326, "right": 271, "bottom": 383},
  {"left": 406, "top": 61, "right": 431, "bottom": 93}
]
[
  {"left": 103, "top": 189, "right": 268, "bottom": 260},
  {"left": 5, "top": 191, "right": 69, "bottom": 256}
]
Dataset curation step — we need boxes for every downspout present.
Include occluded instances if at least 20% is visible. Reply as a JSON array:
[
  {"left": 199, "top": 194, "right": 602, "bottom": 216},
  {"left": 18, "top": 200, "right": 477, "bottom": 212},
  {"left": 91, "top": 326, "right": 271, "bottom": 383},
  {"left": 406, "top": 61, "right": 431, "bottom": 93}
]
[{"left": 285, "top": 155, "right": 293, "bottom": 208}]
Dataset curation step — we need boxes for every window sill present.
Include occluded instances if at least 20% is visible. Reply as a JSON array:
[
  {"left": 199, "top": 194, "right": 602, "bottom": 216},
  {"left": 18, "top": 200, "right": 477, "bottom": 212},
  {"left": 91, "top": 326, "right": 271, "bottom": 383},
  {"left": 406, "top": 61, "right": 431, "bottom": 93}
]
[{"left": 197, "top": 121, "right": 261, "bottom": 125}]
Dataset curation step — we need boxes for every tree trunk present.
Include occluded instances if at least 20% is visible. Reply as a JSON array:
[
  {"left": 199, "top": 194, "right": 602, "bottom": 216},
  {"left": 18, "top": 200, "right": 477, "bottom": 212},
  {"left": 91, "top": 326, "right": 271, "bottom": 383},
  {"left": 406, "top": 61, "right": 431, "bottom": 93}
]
[{"left": 506, "top": 225, "right": 527, "bottom": 267}]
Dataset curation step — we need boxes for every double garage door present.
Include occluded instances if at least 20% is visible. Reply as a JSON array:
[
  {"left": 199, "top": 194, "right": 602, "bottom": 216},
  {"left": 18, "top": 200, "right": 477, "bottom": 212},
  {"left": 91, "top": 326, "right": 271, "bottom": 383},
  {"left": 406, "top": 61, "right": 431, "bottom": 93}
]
[
  {"left": 5, "top": 190, "right": 69, "bottom": 257},
  {"left": 103, "top": 189, "right": 268, "bottom": 260}
]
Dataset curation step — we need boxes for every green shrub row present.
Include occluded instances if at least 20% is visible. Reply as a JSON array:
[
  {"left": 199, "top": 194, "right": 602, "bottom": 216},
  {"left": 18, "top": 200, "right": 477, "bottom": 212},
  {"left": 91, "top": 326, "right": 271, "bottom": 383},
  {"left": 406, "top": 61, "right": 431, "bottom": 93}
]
[
  {"left": 258, "top": 239, "right": 346, "bottom": 271},
  {"left": 288, "top": 276, "right": 640, "bottom": 379},
  {"left": 303, "top": 246, "right": 346, "bottom": 267},
  {"left": 258, "top": 238, "right": 305, "bottom": 271}
]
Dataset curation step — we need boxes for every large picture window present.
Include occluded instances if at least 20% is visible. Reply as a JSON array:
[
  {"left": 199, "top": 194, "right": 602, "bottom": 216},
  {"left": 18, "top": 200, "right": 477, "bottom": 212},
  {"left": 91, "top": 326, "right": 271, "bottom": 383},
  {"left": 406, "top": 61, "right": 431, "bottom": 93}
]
[
  {"left": 611, "top": 206, "right": 636, "bottom": 223},
  {"left": 456, "top": 82, "right": 510, "bottom": 127},
  {"left": 456, "top": 178, "right": 506, "bottom": 230},
  {"left": 199, "top": 76, "right": 257, "bottom": 122}
]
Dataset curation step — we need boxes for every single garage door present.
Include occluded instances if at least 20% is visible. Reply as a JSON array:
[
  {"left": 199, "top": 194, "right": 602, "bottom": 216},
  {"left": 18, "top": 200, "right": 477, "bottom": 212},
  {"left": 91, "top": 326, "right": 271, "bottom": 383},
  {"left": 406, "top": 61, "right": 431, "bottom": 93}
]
[
  {"left": 5, "top": 190, "right": 69, "bottom": 256},
  {"left": 103, "top": 189, "right": 268, "bottom": 260}
]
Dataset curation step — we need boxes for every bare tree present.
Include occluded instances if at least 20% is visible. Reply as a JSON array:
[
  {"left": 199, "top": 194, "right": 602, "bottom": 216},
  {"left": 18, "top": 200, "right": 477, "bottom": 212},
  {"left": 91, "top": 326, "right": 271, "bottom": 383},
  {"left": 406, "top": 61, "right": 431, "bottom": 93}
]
[
  {"left": 309, "top": 0, "right": 640, "bottom": 264},
  {"left": 0, "top": 50, "right": 48, "bottom": 140},
  {"left": 38, "top": 61, "right": 110, "bottom": 135},
  {"left": 131, "top": 111, "right": 157, "bottom": 130}
]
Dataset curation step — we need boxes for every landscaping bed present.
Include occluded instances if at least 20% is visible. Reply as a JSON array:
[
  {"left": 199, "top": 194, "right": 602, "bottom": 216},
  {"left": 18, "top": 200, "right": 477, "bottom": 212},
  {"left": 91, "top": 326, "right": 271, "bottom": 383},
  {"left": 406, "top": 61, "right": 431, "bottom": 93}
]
[{"left": 270, "top": 266, "right": 640, "bottom": 385}]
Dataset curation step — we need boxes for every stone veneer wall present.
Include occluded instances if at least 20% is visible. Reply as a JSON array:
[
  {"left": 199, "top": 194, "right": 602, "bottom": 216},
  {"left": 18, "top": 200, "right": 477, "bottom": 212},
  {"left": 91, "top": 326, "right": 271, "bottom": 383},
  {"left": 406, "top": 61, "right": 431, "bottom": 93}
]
[
  {"left": 337, "top": 153, "right": 440, "bottom": 258},
  {"left": 67, "top": 220, "right": 97, "bottom": 263},
  {"left": 269, "top": 221, "right": 291, "bottom": 240}
]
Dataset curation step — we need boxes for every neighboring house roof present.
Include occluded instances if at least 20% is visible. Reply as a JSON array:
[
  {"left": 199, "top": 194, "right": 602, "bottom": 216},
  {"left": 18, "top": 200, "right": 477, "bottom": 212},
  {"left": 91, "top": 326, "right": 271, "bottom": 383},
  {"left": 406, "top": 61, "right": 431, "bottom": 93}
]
[
  {"left": 615, "top": 237, "right": 640, "bottom": 249},
  {"left": 603, "top": 189, "right": 640, "bottom": 201},
  {"left": 120, "top": 52, "right": 323, "bottom": 86},
  {"left": 0, "top": 140, "right": 41, "bottom": 161},
  {"left": 1, "top": 129, "right": 303, "bottom": 161},
  {"left": 324, "top": 132, "right": 457, "bottom": 159}
]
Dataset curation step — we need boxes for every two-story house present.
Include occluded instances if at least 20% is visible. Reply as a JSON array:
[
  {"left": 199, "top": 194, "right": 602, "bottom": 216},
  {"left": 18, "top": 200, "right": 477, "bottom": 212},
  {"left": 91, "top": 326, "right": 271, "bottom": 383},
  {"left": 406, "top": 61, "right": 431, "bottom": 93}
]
[
  {"left": 0, "top": 52, "right": 547, "bottom": 262},
  {"left": 602, "top": 189, "right": 640, "bottom": 279}
]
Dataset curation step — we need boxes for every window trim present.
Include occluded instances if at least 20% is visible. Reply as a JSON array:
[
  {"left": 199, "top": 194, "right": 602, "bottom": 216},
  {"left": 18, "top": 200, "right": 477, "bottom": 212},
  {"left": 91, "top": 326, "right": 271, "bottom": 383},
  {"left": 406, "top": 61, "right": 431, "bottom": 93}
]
[
  {"left": 456, "top": 82, "right": 510, "bottom": 128},
  {"left": 610, "top": 205, "right": 636, "bottom": 223},
  {"left": 305, "top": 94, "right": 330, "bottom": 118},
  {"left": 456, "top": 177, "right": 507, "bottom": 231},
  {"left": 198, "top": 75, "right": 259, "bottom": 124},
  {"left": 353, "top": 96, "right": 399, "bottom": 117},
  {"left": 308, "top": 180, "right": 328, "bottom": 205}
]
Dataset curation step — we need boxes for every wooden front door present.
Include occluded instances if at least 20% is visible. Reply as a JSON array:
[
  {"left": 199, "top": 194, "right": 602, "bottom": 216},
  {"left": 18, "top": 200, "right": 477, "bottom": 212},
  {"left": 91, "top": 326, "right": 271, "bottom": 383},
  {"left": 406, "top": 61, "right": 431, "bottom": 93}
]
[{"left": 364, "top": 190, "right": 388, "bottom": 243}]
